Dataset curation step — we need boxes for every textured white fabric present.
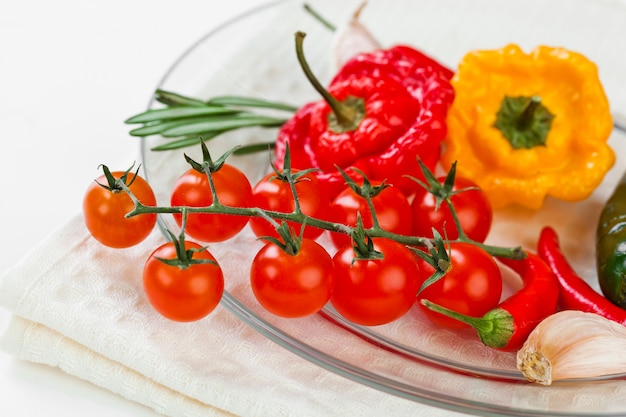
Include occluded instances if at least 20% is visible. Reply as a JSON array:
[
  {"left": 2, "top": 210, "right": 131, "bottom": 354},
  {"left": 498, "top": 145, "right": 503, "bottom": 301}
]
[{"left": 0, "top": 215, "right": 463, "bottom": 417}]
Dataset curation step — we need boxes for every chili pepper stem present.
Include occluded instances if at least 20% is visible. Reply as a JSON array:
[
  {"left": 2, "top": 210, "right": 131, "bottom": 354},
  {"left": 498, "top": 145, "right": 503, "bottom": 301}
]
[
  {"left": 420, "top": 299, "right": 514, "bottom": 349},
  {"left": 294, "top": 31, "right": 365, "bottom": 132}
]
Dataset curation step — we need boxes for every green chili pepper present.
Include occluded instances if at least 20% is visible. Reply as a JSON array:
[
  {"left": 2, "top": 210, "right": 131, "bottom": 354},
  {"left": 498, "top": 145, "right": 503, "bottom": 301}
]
[{"left": 597, "top": 171, "right": 626, "bottom": 308}]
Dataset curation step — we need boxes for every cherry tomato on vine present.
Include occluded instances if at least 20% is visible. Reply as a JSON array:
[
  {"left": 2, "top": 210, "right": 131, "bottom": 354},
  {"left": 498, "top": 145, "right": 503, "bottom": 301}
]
[
  {"left": 328, "top": 183, "right": 413, "bottom": 249},
  {"left": 83, "top": 169, "right": 157, "bottom": 248},
  {"left": 416, "top": 242, "right": 502, "bottom": 329},
  {"left": 331, "top": 238, "right": 420, "bottom": 326},
  {"left": 249, "top": 170, "right": 330, "bottom": 240},
  {"left": 250, "top": 238, "right": 335, "bottom": 318},
  {"left": 143, "top": 240, "right": 224, "bottom": 322},
  {"left": 411, "top": 176, "right": 492, "bottom": 242},
  {"left": 170, "top": 164, "right": 253, "bottom": 242}
]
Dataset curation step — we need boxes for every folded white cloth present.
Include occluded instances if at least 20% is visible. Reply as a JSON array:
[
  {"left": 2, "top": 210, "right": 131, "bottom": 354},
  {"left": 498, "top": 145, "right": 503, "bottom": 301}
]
[{"left": 0, "top": 214, "right": 468, "bottom": 417}]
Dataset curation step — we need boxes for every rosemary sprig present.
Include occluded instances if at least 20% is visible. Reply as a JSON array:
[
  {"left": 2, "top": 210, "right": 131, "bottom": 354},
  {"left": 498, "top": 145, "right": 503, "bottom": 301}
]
[{"left": 126, "top": 89, "right": 298, "bottom": 152}]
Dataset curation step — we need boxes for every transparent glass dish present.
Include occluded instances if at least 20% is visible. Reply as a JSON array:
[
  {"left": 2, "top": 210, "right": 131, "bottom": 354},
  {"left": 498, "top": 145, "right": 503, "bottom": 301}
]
[{"left": 139, "top": 0, "right": 626, "bottom": 415}]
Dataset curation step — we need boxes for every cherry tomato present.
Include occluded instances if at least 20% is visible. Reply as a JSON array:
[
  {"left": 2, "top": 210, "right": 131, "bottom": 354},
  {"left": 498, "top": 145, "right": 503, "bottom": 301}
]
[
  {"left": 331, "top": 238, "right": 420, "bottom": 326},
  {"left": 250, "top": 238, "right": 335, "bottom": 318},
  {"left": 83, "top": 171, "right": 157, "bottom": 248},
  {"left": 411, "top": 176, "right": 492, "bottom": 242},
  {"left": 416, "top": 242, "right": 502, "bottom": 329},
  {"left": 170, "top": 164, "right": 253, "bottom": 242},
  {"left": 143, "top": 240, "right": 224, "bottom": 322},
  {"left": 249, "top": 171, "right": 329, "bottom": 240},
  {"left": 328, "top": 183, "right": 413, "bottom": 249}
]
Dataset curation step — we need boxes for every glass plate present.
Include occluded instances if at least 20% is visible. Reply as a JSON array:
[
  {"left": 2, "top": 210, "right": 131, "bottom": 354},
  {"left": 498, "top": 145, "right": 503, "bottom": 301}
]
[{"left": 139, "top": 0, "right": 626, "bottom": 415}]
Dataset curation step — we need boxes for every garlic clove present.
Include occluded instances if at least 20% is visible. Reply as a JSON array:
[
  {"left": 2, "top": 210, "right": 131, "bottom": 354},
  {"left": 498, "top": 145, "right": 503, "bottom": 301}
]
[
  {"left": 517, "top": 310, "right": 626, "bottom": 385},
  {"left": 332, "top": 2, "right": 382, "bottom": 70}
]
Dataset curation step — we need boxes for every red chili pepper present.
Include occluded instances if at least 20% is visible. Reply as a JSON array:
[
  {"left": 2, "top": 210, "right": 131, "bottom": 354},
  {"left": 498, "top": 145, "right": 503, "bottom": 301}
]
[
  {"left": 421, "top": 251, "right": 559, "bottom": 351},
  {"left": 274, "top": 34, "right": 454, "bottom": 200},
  {"left": 537, "top": 226, "right": 626, "bottom": 325}
]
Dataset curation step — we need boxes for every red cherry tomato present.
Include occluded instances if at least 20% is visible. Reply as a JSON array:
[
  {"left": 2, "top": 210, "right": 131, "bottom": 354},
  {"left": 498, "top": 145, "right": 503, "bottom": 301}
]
[
  {"left": 249, "top": 170, "right": 329, "bottom": 240},
  {"left": 328, "top": 183, "right": 413, "bottom": 249},
  {"left": 331, "top": 238, "right": 420, "bottom": 326},
  {"left": 411, "top": 176, "right": 492, "bottom": 242},
  {"left": 83, "top": 171, "right": 157, "bottom": 248},
  {"left": 170, "top": 164, "right": 253, "bottom": 242},
  {"left": 416, "top": 242, "right": 502, "bottom": 329},
  {"left": 250, "top": 238, "right": 335, "bottom": 318},
  {"left": 143, "top": 240, "right": 224, "bottom": 322}
]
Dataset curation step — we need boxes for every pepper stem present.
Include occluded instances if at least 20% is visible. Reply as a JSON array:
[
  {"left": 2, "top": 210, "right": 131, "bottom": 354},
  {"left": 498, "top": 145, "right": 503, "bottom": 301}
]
[
  {"left": 516, "top": 95, "right": 542, "bottom": 130},
  {"left": 294, "top": 31, "right": 365, "bottom": 132},
  {"left": 493, "top": 95, "right": 554, "bottom": 149},
  {"left": 420, "top": 299, "right": 514, "bottom": 349}
]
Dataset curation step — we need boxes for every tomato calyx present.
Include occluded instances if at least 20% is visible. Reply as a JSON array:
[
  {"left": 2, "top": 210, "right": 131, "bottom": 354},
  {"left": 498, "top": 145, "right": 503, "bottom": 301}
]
[
  {"left": 338, "top": 167, "right": 390, "bottom": 231},
  {"left": 184, "top": 139, "right": 238, "bottom": 176},
  {"left": 96, "top": 163, "right": 141, "bottom": 193},
  {"left": 268, "top": 143, "right": 319, "bottom": 185},
  {"left": 336, "top": 167, "right": 394, "bottom": 261},
  {"left": 157, "top": 211, "right": 217, "bottom": 269},
  {"left": 414, "top": 160, "right": 464, "bottom": 211},
  {"left": 410, "top": 230, "right": 451, "bottom": 293},
  {"left": 340, "top": 167, "right": 389, "bottom": 200},
  {"left": 349, "top": 217, "right": 384, "bottom": 261},
  {"left": 409, "top": 159, "right": 481, "bottom": 241},
  {"left": 252, "top": 143, "right": 320, "bottom": 254},
  {"left": 258, "top": 217, "right": 304, "bottom": 257}
]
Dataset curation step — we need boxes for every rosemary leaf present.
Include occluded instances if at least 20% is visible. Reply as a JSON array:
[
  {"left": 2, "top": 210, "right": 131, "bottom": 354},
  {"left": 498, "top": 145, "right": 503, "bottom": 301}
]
[
  {"left": 150, "top": 132, "right": 221, "bottom": 151},
  {"left": 129, "top": 119, "right": 198, "bottom": 137},
  {"left": 233, "top": 142, "right": 276, "bottom": 155},
  {"left": 154, "top": 89, "right": 206, "bottom": 107},
  {"left": 125, "top": 106, "right": 240, "bottom": 124},
  {"left": 160, "top": 114, "right": 288, "bottom": 137},
  {"left": 207, "top": 96, "right": 299, "bottom": 112}
]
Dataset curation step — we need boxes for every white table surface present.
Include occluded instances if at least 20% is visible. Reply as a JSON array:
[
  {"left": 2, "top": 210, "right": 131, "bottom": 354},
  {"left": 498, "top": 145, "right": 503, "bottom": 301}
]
[{"left": 3, "top": 1, "right": 626, "bottom": 416}]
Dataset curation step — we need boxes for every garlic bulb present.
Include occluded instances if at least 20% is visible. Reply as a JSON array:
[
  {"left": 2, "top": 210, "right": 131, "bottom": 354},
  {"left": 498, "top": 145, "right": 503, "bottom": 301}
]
[
  {"left": 332, "top": 2, "right": 382, "bottom": 70},
  {"left": 517, "top": 310, "right": 626, "bottom": 385}
]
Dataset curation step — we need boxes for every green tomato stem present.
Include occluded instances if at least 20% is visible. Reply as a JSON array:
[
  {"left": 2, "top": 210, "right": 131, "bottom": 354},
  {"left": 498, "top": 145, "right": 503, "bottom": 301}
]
[{"left": 124, "top": 195, "right": 524, "bottom": 260}]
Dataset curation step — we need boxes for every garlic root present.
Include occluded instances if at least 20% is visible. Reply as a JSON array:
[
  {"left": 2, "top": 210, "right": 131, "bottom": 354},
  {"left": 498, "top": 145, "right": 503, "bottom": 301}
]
[
  {"left": 517, "top": 310, "right": 626, "bottom": 385},
  {"left": 332, "top": 2, "right": 382, "bottom": 70}
]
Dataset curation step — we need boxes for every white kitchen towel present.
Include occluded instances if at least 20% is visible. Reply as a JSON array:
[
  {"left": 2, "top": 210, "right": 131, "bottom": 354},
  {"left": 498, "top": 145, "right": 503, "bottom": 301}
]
[{"left": 0, "top": 214, "right": 465, "bottom": 417}]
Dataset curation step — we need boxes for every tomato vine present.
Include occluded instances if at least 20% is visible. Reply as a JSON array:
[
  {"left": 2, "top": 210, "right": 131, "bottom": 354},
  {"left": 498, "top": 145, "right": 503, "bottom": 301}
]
[{"left": 119, "top": 142, "right": 524, "bottom": 261}]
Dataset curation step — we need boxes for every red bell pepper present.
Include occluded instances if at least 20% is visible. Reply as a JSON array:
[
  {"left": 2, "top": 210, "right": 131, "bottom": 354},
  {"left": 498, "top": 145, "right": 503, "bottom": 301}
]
[{"left": 274, "top": 33, "right": 454, "bottom": 200}]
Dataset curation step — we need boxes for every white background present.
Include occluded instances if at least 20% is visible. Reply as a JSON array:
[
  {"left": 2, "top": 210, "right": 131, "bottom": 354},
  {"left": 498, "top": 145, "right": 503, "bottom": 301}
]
[{"left": 0, "top": 1, "right": 261, "bottom": 415}]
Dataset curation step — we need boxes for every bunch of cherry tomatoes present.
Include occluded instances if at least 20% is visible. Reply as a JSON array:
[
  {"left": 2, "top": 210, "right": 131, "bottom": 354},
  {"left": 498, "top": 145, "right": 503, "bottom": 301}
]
[{"left": 82, "top": 150, "right": 503, "bottom": 332}]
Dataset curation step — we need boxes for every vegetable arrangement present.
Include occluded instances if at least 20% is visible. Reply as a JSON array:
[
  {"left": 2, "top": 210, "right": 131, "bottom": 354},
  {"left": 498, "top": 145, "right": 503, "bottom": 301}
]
[{"left": 82, "top": 3, "right": 626, "bottom": 387}]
